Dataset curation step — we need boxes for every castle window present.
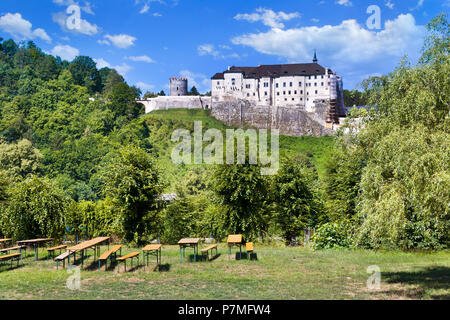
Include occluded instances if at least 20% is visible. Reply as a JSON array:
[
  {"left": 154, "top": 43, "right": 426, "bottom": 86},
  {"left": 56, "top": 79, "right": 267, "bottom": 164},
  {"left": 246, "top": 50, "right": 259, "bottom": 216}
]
[
  {"left": 300, "top": 97, "right": 303, "bottom": 101},
  {"left": 288, "top": 91, "right": 291, "bottom": 95},
  {"left": 283, "top": 91, "right": 286, "bottom": 95},
  {"left": 283, "top": 82, "right": 286, "bottom": 87},
  {"left": 247, "top": 93, "right": 250, "bottom": 97},
  {"left": 321, "top": 82, "right": 324, "bottom": 86},
  {"left": 292, "top": 98, "right": 295, "bottom": 101},
  {"left": 264, "top": 91, "right": 268, "bottom": 96},
  {"left": 294, "top": 90, "right": 297, "bottom": 94},
  {"left": 285, "top": 98, "right": 287, "bottom": 101},
  {"left": 300, "top": 90, "right": 303, "bottom": 94},
  {"left": 253, "top": 93, "right": 255, "bottom": 96},
  {"left": 315, "top": 75, "right": 317, "bottom": 79},
  {"left": 299, "top": 82, "right": 302, "bottom": 86},
  {"left": 277, "top": 92, "right": 280, "bottom": 96},
  {"left": 315, "top": 90, "right": 318, "bottom": 94},
  {"left": 328, "top": 82, "right": 330, "bottom": 86},
  {"left": 289, "top": 82, "right": 293, "bottom": 87},
  {"left": 321, "top": 75, "right": 324, "bottom": 79},
  {"left": 217, "top": 81, "right": 220, "bottom": 85},
  {"left": 314, "top": 83, "right": 317, "bottom": 86},
  {"left": 276, "top": 83, "right": 279, "bottom": 88},
  {"left": 264, "top": 82, "right": 268, "bottom": 87}
]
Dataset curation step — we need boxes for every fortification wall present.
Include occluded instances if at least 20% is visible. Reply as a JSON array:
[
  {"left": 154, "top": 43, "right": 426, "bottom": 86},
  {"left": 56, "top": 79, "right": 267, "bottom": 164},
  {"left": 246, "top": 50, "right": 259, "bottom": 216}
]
[
  {"left": 210, "top": 99, "right": 334, "bottom": 137},
  {"left": 139, "top": 96, "right": 212, "bottom": 113}
]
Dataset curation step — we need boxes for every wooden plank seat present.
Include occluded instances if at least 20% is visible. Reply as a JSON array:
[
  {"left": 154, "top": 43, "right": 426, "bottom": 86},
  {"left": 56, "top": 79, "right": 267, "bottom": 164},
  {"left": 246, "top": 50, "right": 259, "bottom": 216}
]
[
  {"left": 200, "top": 244, "right": 218, "bottom": 260},
  {"left": 246, "top": 242, "right": 254, "bottom": 260},
  {"left": 47, "top": 245, "right": 67, "bottom": 260},
  {"left": 98, "top": 245, "right": 122, "bottom": 271},
  {"left": 0, "top": 252, "right": 22, "bottom": 268},
  {"left": 117, "top": 252, "right": 140, "bottom": 272},
  {"left": 0, "top": 245, "right": 26, "bottom": 254},
  {"left": 54, "top": 251, "right": 73, "bottom": 270}
]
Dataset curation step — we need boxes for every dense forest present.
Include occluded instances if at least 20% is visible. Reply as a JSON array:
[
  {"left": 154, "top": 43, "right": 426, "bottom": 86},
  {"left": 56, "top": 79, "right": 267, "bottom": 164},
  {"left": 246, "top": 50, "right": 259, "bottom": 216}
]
[{"left": 0, "top": 14, "right": 448, "bottom": 250}]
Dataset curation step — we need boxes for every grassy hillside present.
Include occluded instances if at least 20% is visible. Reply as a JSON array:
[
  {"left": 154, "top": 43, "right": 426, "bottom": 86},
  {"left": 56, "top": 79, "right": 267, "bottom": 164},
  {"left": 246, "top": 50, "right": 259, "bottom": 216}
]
[{"left": 142, "top": 109, "right": 334, "bottom": 190}]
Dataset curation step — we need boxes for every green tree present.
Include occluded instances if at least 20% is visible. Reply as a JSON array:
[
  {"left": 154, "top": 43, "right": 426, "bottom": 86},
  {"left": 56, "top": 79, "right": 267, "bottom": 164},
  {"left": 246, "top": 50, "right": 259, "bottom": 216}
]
[
  {"left": 189, "top": 86, "right": 200, "bottom": 96},
  {"left": 212, "top": 162, "right": 270, "bottom": 240},
  {"left": 0, "top": 176, "right": 67, "bottom": 239},
  {"left": 273, "top": 155, "right": 322, "bottom": 245},
  {"left": 69, "top": 56, "right": 101, "bottom": 93},
  {"left": 0, "top": 139, "right": 43, "bottom": 178},
  {"left": 101, "top": 146, "right": 164, "bottom": 244}
]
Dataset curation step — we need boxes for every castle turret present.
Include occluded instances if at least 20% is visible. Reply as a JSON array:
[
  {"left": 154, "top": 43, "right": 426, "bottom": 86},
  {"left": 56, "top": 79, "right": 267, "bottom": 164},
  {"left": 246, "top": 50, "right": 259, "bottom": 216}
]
[
  {"left": 169, "top": 77, "right": 188, "bottom": 96},
  {"left": 313, "top": 50, "right": 318, "bottom": 63}
]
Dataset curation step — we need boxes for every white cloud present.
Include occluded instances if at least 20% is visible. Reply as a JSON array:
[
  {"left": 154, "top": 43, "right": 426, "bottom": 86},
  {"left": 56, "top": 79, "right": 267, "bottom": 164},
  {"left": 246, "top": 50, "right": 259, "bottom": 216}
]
[
  {"left": 94, "top": 58, "right": 133, "bottom": 76},
  {"left": 51, "top": 44, "right": 79, "bottom": 61},
  {"left": 197, "top": 44, "right": 241, "bottom": 60},
  {"left": 104, "top": 34, "right": 136, "bottom": 48},
  {"left": 52, "top": 0, "right": 95, "bottom": 15},
  {"left": 410, "top": 0, "right": 425, "bottom": 10},
  {"left": 311, "top": 18, "right": 320, "bottom": 23},
  {"left": 114, "top": 63, "right": 132, "bottom": 75},
  {"left": 198, "top": 44, "right": 219, "bottom": 57},
  {"left": 126, "top": 55, "right": 155, "bottom": 63},
  {"left": 52, "top": 11, "right": 98, "bottom": 35},
  {"left": 140, "top": 4, "right": 150, "bottom": 14},
  {"left": 93, "top": 58, "right": 110, "bottom": 69},
  {"left": 180, "top": 70, "right": 210, "bottom": 90},
  {"left": 385, "top": 1, "right": 395, "bottom": 9},
  {"left": 232, "top": 14, "right": 426, "bottom": 87},
  {"left": 0, "top": 13, "right": 52, "bottom": 43},
  {"left": 97, "top": 39, "right": 110, "bottom": 45},
  {"left": 234, "top": 7, "right": 300, "bottom": 29},
  {"left": 153, "top": 12, "right": 162, "bottom": 17},
  {"left": 136, "top": 81, "right": 154, "bottom": 91},
  {"left": 336, "top": 0, "right": 353, "bottom": 6}
]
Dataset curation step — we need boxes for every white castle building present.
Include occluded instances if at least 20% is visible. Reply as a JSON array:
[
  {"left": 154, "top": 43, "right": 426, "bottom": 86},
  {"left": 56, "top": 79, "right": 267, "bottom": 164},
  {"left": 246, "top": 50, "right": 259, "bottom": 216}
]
[
  {"left": 138, "top": 53, "right": 346, "bottom": 134},
  {"left": 210, "top": 53, "right": 345, "bottom": 117}
]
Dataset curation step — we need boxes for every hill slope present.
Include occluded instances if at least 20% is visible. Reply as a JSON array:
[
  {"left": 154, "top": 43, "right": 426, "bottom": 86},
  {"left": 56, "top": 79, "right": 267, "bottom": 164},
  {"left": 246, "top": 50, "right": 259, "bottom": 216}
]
[{"left": 142, "top": 109, "right": 334, "bottom": 190}]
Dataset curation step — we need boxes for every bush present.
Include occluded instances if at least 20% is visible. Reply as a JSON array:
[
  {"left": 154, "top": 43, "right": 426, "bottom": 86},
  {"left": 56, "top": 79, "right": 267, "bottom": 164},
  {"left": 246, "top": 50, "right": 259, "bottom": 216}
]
[
  {"left": 311, "top": 220, "right": 354, "bottom": 249},
  {"left": 0, "top": 175, "right": 67, "bottom": 239}
]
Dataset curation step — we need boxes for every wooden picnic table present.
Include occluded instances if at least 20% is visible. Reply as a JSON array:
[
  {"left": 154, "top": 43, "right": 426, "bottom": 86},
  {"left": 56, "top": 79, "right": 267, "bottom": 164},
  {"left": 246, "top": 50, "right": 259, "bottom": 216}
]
[
  {"left": 142, "top": 244, "right": 162, "bottom": 268},
  {"left": 16, "top": 238, "right": 53, "bottom": 261},
  {"left": 0, "top": 238, "right": 12, "bottom": 249},
  {"left": 227, "top": 234, "right": 243, "bottom": 259},
  {"left": 177, "top": 238, "right": 200, "bottom": 263},
  {"left": 66, "top": 236, "right": 110, "bottom": 268}
]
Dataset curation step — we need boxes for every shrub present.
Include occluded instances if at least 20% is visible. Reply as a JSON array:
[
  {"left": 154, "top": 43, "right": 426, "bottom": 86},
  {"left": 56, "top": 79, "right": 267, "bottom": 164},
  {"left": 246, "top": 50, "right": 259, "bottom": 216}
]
[{"left": 311, "top": 220, "right": 354, "bottom": 249}]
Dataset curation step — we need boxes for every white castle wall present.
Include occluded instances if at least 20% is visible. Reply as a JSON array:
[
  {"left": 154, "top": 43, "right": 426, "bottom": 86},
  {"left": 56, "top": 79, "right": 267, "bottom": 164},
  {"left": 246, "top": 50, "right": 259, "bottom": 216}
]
[{"left": 138, "top": 96, "right": 212, "bottom": 113}]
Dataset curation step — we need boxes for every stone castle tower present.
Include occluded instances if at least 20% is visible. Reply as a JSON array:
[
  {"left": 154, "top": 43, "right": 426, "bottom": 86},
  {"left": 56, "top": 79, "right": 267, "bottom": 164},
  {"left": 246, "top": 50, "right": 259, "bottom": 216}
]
[{"left": 169, "top": 77, "right": 188, "bottom": 96}]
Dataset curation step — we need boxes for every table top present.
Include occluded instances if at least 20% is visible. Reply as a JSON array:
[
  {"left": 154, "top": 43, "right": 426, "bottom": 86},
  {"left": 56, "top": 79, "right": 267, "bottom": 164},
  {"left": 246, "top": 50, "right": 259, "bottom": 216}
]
[
  {"left": 17, "top": 238, "right": 53, "bottom": 244},
  {"left": 178, "top": 238, "right": 200, "bottom": 245},
  {"left": 227, "top": 234, "right": 243, "bottom": 244},
  {"left": 67, "top": 236, "right": 110, "bottom": 252},
  {"left": 0, "top": 238, "right": 12, "bottom": 242},
  {"left": 143, "top": 244, "right": 162, "bottom": 251}
]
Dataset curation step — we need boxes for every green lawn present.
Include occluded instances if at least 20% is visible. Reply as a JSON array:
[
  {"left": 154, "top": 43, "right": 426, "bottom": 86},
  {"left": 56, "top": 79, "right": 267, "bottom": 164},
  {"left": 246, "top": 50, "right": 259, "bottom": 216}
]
[{"left": 0, "top": 245, "right": 448, "bottom": 300}]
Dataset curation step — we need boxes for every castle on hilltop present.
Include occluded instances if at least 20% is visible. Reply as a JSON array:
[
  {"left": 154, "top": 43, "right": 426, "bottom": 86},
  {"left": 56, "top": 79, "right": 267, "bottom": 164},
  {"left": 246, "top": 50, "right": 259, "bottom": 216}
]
[{"left": 138, "top": 53, "right": 347, "bottom": 136}]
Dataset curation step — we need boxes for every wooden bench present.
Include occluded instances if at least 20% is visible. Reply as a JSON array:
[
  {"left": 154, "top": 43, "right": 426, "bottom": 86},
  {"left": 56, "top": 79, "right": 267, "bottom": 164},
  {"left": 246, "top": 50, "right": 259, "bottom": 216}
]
[
  {"left": 0, "top": 245, "right": 26, "bottom": 255},
  {"left": 200, "top": 244, "right": 218, "bottom": 261},
  {"left": 98, "top": 245, "right": 122, "bottom": 271},
  {"left": 55, "top": 251, "right": 72, "bottom": 270},
  {"left": 47, "top": 245, "right": 67, "bottom": 260},
  {"left": 246, "top": 242, "right": 254, "bottom": 260},
  {"left": 117, "top": 252, "right": 140, "bottom": 272},
  {"left": 0, "top": 252, "right": 22, "bottom": 268}
]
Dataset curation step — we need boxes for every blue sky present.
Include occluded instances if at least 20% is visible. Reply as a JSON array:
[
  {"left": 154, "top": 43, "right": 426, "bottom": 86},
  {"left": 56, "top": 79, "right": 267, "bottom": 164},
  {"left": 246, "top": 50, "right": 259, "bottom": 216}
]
[{"left": 0, "top": 0, "right": 448, "bottom": 93}]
